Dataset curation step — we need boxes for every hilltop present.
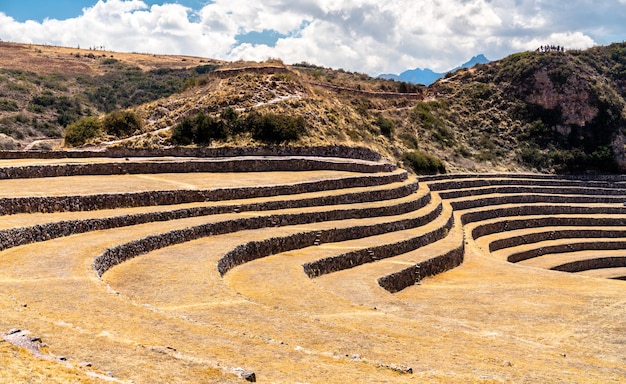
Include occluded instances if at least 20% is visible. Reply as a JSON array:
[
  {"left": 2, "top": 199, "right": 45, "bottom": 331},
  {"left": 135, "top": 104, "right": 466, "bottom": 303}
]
[{"left": 1, "top": 41, "right": 625, "bottom": 173}]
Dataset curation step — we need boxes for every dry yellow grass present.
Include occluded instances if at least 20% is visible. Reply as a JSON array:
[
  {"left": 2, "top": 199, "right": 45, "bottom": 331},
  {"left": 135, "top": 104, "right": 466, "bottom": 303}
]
[{"left": 1, "top": 163, "right": 625, "bottom": 383}]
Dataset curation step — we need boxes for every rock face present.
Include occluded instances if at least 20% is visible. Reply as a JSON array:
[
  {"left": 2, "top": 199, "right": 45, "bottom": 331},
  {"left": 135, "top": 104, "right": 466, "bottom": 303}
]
[
  {"left": 430, "top": 43, "right": 626, "bottom": 173},
  {"left": 527, "top": 68, "right": 599, "bottom": 127}
]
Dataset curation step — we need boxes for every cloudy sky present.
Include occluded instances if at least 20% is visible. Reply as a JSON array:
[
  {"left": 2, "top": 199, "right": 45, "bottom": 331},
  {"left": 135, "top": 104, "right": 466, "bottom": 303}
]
[{"left": 1, "top": 0, "right": 625, "bottom": 75}]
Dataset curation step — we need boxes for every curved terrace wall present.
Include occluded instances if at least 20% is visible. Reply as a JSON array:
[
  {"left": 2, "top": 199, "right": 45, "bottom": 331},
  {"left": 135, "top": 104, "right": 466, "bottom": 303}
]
[
  {"left": 508, "top": 241, "right": 626, "bottom": 263},
  {"left": 0, "top": 172, "right": 407, "bottom": 215},
  {"left": 0, "top": 157, "right": 395, "bottom": 180},
  {"left": 378, "top": 243, "right": 464, "bottom": 293},
  {"left": 95, "top": 198, "right": 442, "bottom": 277},
  {"left": 0, "top": 181, "right": 425, "bottom": 252},
  {"left": 0, "top": 145, "right": 385, "bottom": 161},
  {"left": 551, "top": 257, "right": 626, "bottom": 273},
  {"left": 489, "top": 228, "right": 626, "bottom": 253}
]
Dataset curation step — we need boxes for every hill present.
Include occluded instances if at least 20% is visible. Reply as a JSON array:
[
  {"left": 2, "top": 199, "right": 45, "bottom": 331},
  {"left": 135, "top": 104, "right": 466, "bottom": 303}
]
[
  {"left": 430, "top": 44, "right": 626, "bottom": 173},
  {"left": 1, "top": 41, "right": 625, "bottom": 174}
]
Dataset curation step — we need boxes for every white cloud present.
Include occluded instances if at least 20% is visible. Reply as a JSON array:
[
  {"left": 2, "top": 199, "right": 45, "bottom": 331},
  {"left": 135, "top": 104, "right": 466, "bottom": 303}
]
[{"left": 0, "top": 0, "right": 624, "bottom": 75}]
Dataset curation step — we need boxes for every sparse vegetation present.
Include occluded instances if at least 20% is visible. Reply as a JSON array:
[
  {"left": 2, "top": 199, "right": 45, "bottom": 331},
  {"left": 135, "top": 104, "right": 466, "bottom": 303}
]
[
  {"left": 2, "top": 41, "right": 626, "bottom": 174},
  {"left": 403, "top": 150, "right": 446, "bottom": 174},
  {"left": 374, "top": 114, "right": 394, "bottom": 138},
  {"left": 64, "top": 116, "right": 102, "bottom": 146},
  {"left": 172, "top": 109, "right": 305, "bottom": 145},
  {"left": 102, "top": 110, "right": 142, "bottom": 137},
  {"left": 0, "top": 98, "right": 18, "bottom": 111}
]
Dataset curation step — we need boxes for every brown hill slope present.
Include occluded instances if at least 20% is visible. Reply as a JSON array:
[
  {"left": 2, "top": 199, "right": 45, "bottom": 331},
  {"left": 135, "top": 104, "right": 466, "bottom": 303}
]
[{"left": 1, "top": 41, "right": 625, "bottom": 174}]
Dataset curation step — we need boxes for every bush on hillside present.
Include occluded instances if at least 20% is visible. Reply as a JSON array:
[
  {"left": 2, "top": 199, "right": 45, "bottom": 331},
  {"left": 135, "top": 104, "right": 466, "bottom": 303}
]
[
  {"left": 64, "top": 116, "right": 102, "bottom": 146},
  {"left": 374, "top": 114, "right": 394, "bottom": 138},
  {"left": 103, "top": 110, "right": 142, "bottom": 137},
  {"left": 249, "top": 112, "right": 306, "bottom": 143},
  {"left": 193, "top": 112, "right": 228, "bottom": 143},
  {"left": 172, "top": 110, "right": 305, "bottom": 145},
  {"left": 403, "top": 150, "right": 446, "bottom": 175}
]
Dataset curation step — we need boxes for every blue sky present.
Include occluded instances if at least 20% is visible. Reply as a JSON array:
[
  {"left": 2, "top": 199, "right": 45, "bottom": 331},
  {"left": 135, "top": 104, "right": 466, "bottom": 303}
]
[
  {"left": 1, "top": 1, "right": 625, "bottom": 75},
  {"left": 1, "top": 0, "right": 203, "bottom": 22}
]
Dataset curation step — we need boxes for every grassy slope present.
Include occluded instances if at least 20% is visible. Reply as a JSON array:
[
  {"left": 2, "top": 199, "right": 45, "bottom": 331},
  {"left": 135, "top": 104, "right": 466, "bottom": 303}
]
[{"left": 1, "top": 41, "right": 625, "bottom": 173}]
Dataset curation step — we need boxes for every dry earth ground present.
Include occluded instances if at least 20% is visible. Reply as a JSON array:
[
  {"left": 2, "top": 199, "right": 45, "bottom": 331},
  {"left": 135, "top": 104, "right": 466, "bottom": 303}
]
[{"left": 0, "top": 154, "right": 624, "bottom": 383}]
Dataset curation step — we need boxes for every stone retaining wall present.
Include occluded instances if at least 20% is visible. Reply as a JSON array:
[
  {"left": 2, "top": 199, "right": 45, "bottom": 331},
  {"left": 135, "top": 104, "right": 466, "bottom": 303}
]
[
  {"left": 0, "top": 181, "right": 425, "bottom": 252},
  {"left": 489, "top": 228, "right": 626, "bottom": 252},
  {"left": 211, "top": 66, "right": 291, "bottom": 79},
  {"left": 0, "top": 172, "right": 407, "bottom": 215},
  {"left": 462, "top": 205, "right": 626, "bottom": 227},
  {"left": 508, "top": 241, "right": 626, "bottom": 263},
  {"left": 471, "top": 214, "right": 626, "bottom": 238},
  {"left": 0, "top": 145, "right": 384, "bottom": 162},
  {"left": 95, "top": 195, "right": 439, "bottom": 277},
  {"left": 218, "top": 202, "right": 443, "bottom": 276},
  {"left": 551, "top": 257, "right": 626, "bottom": 273},
  {"left": 377, "top": 243, "right": 465, "bottom": 293},
  {"left": 450, "top": 194, "right": 626, "bottom": 211},
  {"left": 438, "top": 185, "right": 626, "bottom": 200},
  {"left": 420, "top": 173, "right": 626, "bottom": 183},
  {"left": 427, "top": 178, "right": 625, "bottom": 192},
  {"left": 0, "top": 157, "right": 395, "bottom": 180},
  {"left": 301, "top": 210, "right": 453, "bottom": 278},
  {"left": 310, "top": 82, "right": 423, "bottom": 100}
]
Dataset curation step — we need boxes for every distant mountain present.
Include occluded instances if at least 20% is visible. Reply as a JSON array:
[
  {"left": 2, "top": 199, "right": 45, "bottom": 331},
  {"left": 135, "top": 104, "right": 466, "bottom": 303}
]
[{"left": 379, "top": 54, "right": 490, "bottom": 86}]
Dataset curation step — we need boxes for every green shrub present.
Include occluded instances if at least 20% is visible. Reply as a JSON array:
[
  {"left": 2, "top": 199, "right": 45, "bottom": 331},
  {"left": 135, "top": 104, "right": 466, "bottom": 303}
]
[
  {"left": 249, "top": 113, "right": 306, "bottom": 143},
  {"left": 374, "top": 115, "right": 394, "bottom": 138},
  {"left": 403, "top": 150, "right": 446, "bottom": 175},
  {"left": 194, "top": 64, "right": 218, "bottom": 74},
  {"left": 520, "top": 146, "right": 550, "bottom": 170},
  {"left": 102, "top": 110, "right": 142, "bottom": 137},
  {"left": 0, "top": 99, "right": 18, "bottom": 111},
  {"left": 64, "top": 117, "right": 102, "bottom": 146},
  {"left": 193, "top": 112, "right": 227, "bottom": 143},
  {"left": 171, "top": 117, "right": 194, "bottom": 145},
  {"left": 171, "top": 110, "right": 305, "bottom": 145}
]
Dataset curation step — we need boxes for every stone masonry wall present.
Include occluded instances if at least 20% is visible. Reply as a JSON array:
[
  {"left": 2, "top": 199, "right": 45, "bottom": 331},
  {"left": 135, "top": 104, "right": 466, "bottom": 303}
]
[
  {"left": 301, "top": 208, "right": 453, "bottom": 278},
  {"left": 0, "top": 145, "right": 384, "bottom": 161},
  {"left": 0, "top": 157, "right": 395, "bottom": 180},
  {"left": 507, "top": 241, "right": 626, "bottom": 263},
  {"left": 94, "top": 193, "right": 437, "bottom": 277},
  {"left": 450, "top": 194, "right": 626, "bottom": 211},
  {"left": 438, "top": 185, "right": 626, "bottom": 199},
  {"left": 470, "top": 213, "right": 626, "bottom": 238},
  {"left": 0, "top": 172, "right": 407, "bottom": 215},
  {"left": 0, "top": 180, "right": 424, "bottom": 252},
  {"left": 489, "top": 228, "right": 626, "bottom": 253},
  {"left": 420, "top": 173, "right": 626, "bottom": 183},
  {"left": 462, "top": 205, "right": 626, "bottom": 227},
  {"left": 551, "top": 257, "right": 626, "bottom": 272},
  {"left": 377, "top": 243, "right": 464, "bottom": 293}
]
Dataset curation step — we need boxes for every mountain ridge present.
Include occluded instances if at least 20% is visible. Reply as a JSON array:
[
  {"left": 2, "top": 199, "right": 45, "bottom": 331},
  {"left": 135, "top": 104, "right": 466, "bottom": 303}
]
[{"left": 379, "top": 54, "right": 490, "bottom": 85}]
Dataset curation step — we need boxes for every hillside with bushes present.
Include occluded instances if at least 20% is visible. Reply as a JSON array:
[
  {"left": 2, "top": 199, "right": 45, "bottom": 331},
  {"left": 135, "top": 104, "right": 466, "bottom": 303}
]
[{"left": 1, "top": 41, "right": 625, "bottom": 174}]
